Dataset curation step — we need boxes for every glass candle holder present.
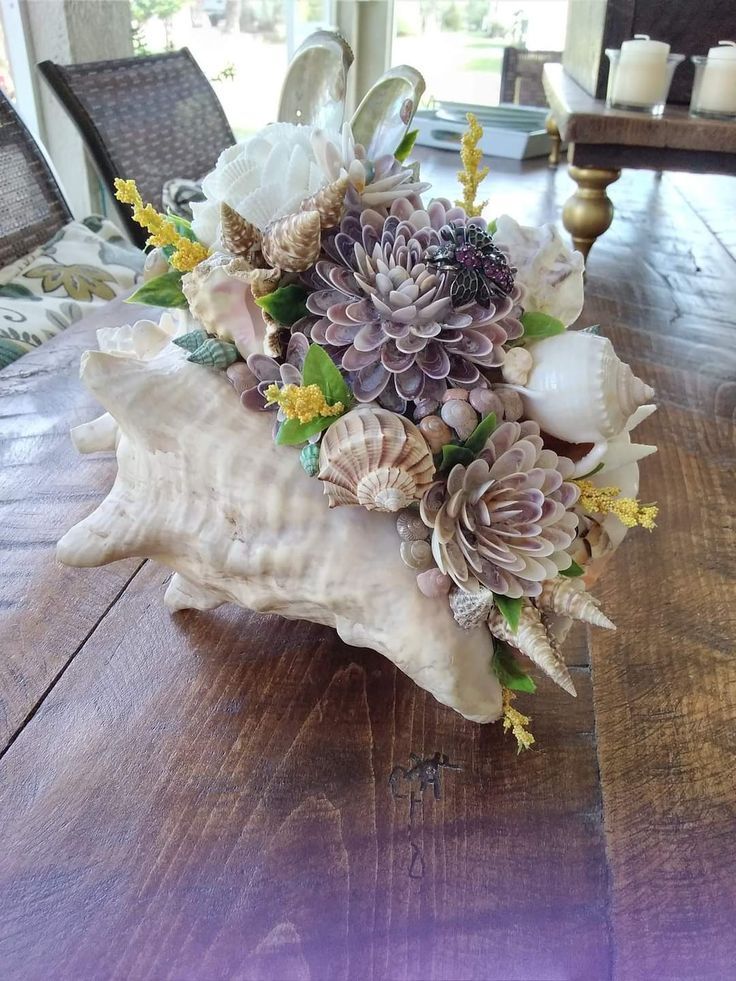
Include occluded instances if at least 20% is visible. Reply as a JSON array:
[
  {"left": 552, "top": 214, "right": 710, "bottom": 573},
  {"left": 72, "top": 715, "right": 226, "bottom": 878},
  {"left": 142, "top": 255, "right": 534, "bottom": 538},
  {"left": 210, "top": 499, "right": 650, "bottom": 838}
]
[
  {"left": 690, "top": 41, "right": 736, "bottom": 119},
  {"left": 605, "top": 44, "right": 684, "bottom": 116}
]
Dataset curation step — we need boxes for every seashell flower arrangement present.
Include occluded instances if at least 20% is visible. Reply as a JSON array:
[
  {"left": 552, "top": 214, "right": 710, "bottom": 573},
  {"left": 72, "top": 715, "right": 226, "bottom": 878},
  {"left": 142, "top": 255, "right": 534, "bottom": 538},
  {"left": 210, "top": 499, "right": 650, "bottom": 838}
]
[{"left": 61, "top": 31, "right": 659, "bottom": 750}]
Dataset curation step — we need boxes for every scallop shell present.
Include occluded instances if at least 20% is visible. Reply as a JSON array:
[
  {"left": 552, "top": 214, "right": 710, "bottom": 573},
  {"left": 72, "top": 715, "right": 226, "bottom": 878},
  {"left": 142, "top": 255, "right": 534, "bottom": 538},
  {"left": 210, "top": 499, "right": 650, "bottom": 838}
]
[
  {"left": 262, "top": 210, "right": 321, "bottom": 273},
  {"left": 220, "top": 203, "right": 262, "bottom": 259},
  {"left": 298, "top": 176, "right": 349, "bottom": 230},
  {"left": 318, "top": 406, "right": 436, "bottom": 512},
  {"left": 449, "top": 586, "right": 495, "bottom": 629},
  {"left": 396, "top": 509, "right": 430, "bottom": 542},
  {"left": 519, "top": 332, "right": 655, "bottom": 446}
]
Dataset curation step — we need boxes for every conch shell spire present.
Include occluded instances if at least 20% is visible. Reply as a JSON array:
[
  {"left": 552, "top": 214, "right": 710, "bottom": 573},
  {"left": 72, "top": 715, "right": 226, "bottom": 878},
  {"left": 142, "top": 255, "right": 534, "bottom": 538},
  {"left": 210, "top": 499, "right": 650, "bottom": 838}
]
[
  {"left": 488, "top": 605, "right": 577, "bottom": 696},
  {"left": 537, "top": 578, "right": 616, "bottom": 630}
]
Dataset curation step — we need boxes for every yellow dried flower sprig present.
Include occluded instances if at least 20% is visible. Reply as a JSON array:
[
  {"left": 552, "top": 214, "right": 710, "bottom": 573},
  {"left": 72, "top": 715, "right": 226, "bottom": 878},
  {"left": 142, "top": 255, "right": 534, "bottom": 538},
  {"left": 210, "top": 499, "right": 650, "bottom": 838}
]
[
  {"left": 265, "top": 384, "right": 344, "bottom": 424},
  {"left": 574, "top": 479, "right": 658, "bottom": 530},
  {"left": 456, "top": 112, "right": 489, "bottom": 217},
  {"left": 114, "top": 178, "right": 210, "bottom": 272},
  {"left": 502, "top": 689, "right": 535, "bottom": 753}
]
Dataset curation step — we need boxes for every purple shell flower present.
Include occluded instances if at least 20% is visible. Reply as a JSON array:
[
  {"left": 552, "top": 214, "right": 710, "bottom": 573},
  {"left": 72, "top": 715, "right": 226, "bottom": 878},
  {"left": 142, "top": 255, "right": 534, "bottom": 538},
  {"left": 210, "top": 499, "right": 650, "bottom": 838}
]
[
  {"left": 306, "top": 198, "right": 523, "bottom": 413},
  {"left": 420, "top": 420, "right": 580, "bottom": 598}
]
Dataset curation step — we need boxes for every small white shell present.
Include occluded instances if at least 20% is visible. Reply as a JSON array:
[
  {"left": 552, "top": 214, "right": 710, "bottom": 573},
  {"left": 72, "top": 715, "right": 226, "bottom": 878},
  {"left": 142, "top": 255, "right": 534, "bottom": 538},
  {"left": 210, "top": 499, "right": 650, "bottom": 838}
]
[
  {"left": 396, "top": 509, "right": 430, "bottom": 542},
  {"left": 418, "top": 415, "right": 453, "bottom": 454},
  {"left": 501, "top": 346, "right": 533, "bottom": 386},
  {"left": 496, "top": 388, "right": 523, "bottom": 422},
  {"left": 318, "top": 406, "right": 436, "bottom": 512},
  {"left": 416, "top": 568, "right": 451, "bottom": 598},
  {"left": 449, "top": 586, "right": 495, "bottom": 629},
  {"left": 400, "top": 539, "right": 433, "bottom": 571},
  {"left": 469, "top": 388, "right": 504, "bottom": 417},
  {"left": 440, "top": 400, "right": 478, "bottom": 441}
]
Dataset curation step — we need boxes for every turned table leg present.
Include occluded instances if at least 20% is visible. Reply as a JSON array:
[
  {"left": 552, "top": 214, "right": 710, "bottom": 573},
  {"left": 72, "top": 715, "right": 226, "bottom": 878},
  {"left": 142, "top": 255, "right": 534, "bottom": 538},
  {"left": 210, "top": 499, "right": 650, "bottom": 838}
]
[
  {"left": 562, "top": 165, "right": 621, "bottom": 261},
  {"left": 546, "top": 114, "right": 561, "bottom": 168}
]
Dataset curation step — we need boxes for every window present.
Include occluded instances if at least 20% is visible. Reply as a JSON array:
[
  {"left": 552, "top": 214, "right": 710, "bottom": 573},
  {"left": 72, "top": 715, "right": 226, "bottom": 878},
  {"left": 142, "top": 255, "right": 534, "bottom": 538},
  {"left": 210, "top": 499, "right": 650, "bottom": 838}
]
[
  {"left": 392, "top": 0, "right": 568, "bottom": 108},
  {"left": 131, "top": 0, "right": 334, "bottom": 139}
]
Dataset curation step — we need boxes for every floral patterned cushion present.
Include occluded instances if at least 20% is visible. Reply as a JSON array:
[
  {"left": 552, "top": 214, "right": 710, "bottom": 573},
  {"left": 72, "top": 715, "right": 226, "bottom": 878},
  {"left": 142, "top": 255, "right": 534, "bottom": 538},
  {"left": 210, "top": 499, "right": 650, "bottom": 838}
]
[{"left": 0, "top": 215, "right": 144, "bottom": 368}]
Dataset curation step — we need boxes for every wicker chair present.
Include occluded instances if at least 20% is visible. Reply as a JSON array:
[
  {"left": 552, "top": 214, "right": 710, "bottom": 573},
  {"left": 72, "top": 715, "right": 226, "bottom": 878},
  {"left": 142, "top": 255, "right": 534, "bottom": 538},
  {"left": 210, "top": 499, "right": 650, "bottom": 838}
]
[
  {"left": 500, "top": 48, "right": 562, "bottom": 107},
  {"left": 38, "top": 49, "right": 235, "bottom": 248},
  {"left": 0, "top": 90, "right": 72, "bottom": 268}
]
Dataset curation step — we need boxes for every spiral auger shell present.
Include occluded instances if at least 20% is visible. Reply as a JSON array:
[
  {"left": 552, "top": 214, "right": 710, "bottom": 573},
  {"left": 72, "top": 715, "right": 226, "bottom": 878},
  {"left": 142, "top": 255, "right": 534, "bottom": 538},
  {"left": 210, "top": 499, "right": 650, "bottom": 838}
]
[
  {"left": 488, "top": 604, "right": 577, "bottom": 696},
  {"left": 536, "top": 577, "right": 616, "bottom": 630}
]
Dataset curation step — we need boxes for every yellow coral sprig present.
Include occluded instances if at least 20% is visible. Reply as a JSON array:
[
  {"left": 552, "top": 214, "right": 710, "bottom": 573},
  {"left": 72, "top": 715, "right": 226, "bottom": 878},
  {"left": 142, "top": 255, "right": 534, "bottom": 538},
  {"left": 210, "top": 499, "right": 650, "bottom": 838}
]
[
  {"left": 455, "top": 112, "right": 489, "bottom": 217},
  {"left": 114, "top": 178, "right": 210, "bottom": 272},
  {"left": 574, "top": 479, "right": 658, "bottom": 530},
  {"left": 265, "top": 384, "right": 344, "bottom": 424},
  {"left": 502, "top": 689, "right": 535, "bottom": 753}
]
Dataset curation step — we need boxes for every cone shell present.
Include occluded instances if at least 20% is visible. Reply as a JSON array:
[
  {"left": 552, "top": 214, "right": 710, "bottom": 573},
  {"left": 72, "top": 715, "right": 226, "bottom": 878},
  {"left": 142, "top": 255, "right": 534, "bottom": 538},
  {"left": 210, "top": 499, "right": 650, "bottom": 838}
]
[
  {"left": 318, "top": 406, "right": 436, "bottom": 512},
  {"left": 537, "top": 578, "right": 615, "bottom": 630},
  {"left": 262, "top": 210, "right": 321, "bottom": 273},
  {"left": 220, "top": 203, "right": 262, "bottom": 259},
  {"left": 449, "top": 585, "right": 495, "bottom": 629},
  {"left": 488, "top": 604, "right": 576, "bottom": 696},
  {"left": 299, "top": 176, "right": 349, "bottom": 229}
]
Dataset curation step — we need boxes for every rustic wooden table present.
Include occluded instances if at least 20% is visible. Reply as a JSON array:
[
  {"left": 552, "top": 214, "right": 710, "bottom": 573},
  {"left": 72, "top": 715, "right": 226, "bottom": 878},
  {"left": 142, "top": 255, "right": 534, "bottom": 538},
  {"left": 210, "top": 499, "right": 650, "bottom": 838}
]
[
  {"left": 542, "top": 63, "right": 736, "bottom": 260},
  {"left": 1, "top": 162, "right": 734, "bottom": 980}
]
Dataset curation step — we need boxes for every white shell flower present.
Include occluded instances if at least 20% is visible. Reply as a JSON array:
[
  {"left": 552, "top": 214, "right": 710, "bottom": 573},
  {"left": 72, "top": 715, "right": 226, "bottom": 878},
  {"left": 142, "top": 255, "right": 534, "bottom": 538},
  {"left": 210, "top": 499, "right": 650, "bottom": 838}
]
[
  {"left": 192, "top": 122, "right": 331, "bottom": 247},
  {"left": 493, "top": 214, "right": 585, "bottom": 326}
]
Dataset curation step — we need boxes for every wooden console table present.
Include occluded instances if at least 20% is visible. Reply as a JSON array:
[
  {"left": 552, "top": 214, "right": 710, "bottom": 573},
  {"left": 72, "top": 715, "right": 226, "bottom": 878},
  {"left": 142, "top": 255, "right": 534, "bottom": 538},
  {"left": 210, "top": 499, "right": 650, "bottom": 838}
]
[{"left": 543, "top": 63, "right": 736, "bottom": 259}]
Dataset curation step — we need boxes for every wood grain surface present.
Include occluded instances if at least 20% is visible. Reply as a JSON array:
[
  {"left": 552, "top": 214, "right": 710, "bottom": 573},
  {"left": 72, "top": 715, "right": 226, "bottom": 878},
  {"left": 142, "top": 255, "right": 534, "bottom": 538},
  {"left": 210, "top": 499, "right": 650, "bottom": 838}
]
[
  {"left": 0, "top": 160, "right": 734, "bottom": 980},
  {"left": 543, "top": 64, "right": 736, "bottom": 157}
]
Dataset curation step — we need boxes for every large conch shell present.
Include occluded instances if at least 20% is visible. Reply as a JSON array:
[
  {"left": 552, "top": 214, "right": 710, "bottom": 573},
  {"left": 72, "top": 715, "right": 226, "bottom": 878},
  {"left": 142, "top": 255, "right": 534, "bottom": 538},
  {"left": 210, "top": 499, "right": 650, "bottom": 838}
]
[
  {"left": 318, "top": 406, "right": 435, "bottom": 512},
  {"left": 515, "top": 331, "right": 655, "bottom": 476},
  {"left": 262, "top": 209, "right": 321, "bottom": 272},
  {"left": 57, "top": 327, "right": 503, "bottom": 724}
]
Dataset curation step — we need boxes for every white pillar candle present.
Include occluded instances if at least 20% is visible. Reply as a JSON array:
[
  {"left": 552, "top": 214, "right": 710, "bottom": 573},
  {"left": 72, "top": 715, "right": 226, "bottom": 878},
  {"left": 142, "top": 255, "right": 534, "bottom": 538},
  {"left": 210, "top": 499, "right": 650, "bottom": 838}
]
[
  {"left": 612, "top": 34, "right": 670, "bottom": 107},
  {"left": 696, "top": 41, "right": 736, "bottom": 115}
]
